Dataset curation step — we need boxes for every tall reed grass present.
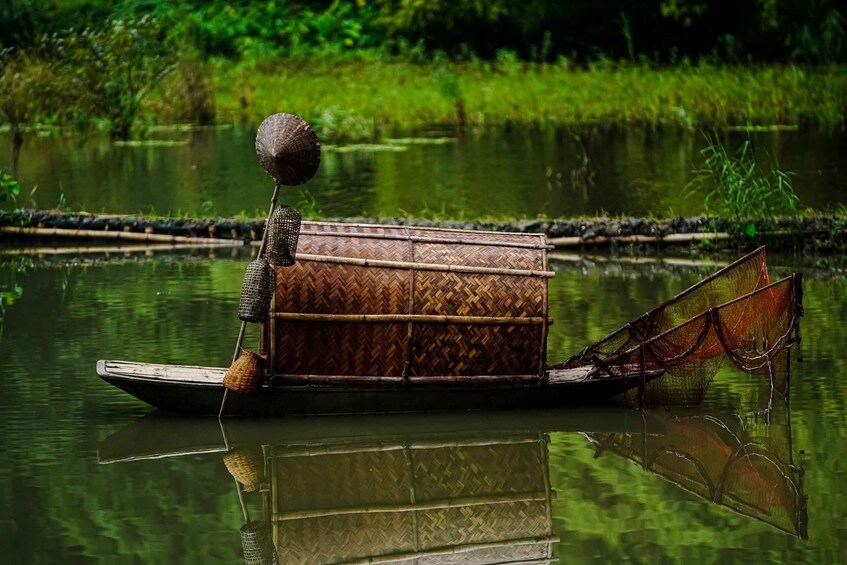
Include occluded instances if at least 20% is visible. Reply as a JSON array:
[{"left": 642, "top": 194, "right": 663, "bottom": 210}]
[{"left": 189, "top": 59, "right": 847, "bottom": 142}]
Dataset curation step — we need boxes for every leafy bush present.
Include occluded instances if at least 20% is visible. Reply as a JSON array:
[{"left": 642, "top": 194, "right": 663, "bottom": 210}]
[
  {"left": 0, "top": 49, "right": 61, "bottom": 138},
  {"left": 40, "top": 16, "right": 176, "bottom": 139},
  {"left": 0, "top": 170, "right": 21, "bottom": 204}
]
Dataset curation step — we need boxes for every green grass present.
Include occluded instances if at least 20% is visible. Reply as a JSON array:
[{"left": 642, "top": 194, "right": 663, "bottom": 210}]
[
  {"left": 692, "top": 134, "right": 799, "bottom": 221},
  {"left": 141, "top": 59, "right": 847, "bottom": 141}
]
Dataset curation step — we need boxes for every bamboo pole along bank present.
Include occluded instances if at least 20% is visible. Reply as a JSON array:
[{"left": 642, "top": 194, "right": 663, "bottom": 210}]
[
  {"left": 0, "top": 226, "right": 244, "bottom": 246},
  {"left": 547, "top": 231, "right": 731, "bottom": 247},
  {"left": 1, "top": 224, "right": 733, "bottom": 250}
]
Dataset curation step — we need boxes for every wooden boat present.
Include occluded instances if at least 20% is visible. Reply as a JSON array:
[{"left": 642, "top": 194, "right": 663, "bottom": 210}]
[
  {"left": 98, "top": 406, "right": 806, "bottom": 565},
  {"left": 98, "top": 231, "right": 802, "bottom": 416},
  {"left": 97, "top": 359, "right": 659, "bottom": 416},
  {"left": 99, "top": 221, "right": 667, "bottom": 415}
]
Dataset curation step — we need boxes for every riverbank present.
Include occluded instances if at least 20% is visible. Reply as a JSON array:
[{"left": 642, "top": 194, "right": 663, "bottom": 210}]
[
  {"left": 4, "top": 62, "right": 845, "bottom": 143},
  {"left": 3, "top": 210, "right": 846, "bottom": 255},
  {"left": 161, "top": 61, "right": 847, "bottom": 140}
]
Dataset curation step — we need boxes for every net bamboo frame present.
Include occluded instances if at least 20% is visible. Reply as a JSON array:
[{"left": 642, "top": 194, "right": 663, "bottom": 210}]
[
  {"left": 586, "top": 274, "right": 803, "bottom": 406},
  {"left": 556, "top": 247, "right": 802, "bottom": 406},
  {"left": 560, "top": 247, "right": 772, "bottom": 369}
]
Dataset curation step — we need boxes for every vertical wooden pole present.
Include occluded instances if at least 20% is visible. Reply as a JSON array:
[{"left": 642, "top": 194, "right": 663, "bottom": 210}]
[{"left": 219, "top": 181, "right": 283, "bottom": 418}]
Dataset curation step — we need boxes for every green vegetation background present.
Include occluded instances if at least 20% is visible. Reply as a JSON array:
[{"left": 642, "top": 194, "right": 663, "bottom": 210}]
[{"left": 2, "top": 1, "right": 846, "bottom": 142}]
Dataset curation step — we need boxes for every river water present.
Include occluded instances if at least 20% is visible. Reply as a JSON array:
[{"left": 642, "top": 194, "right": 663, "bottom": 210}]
[
  {"left": 2, "top": 126, "right": 845, "bottom": 218},
  {"left": 0, "top": 248, "right": 845, "bottom": 562}
]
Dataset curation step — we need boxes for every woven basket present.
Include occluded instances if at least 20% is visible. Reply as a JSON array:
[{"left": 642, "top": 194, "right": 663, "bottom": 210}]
[
  {"left": 223, "top": 446, "right": 265, "bottom": 492},
  {"left": 240, "top": 521, "right": 279, "bottom": 565},
  {"left": 266, "top": 205, "right": 301, "bottom": 267},
  {"left": 238, "top": 259, "right": 275, "bottom": 323},
  {"left": 223, "top": 350, "right": 266, "bottom": 395},
  {"left": 255, "top": 113, "right": 320, "bottom": 186}
]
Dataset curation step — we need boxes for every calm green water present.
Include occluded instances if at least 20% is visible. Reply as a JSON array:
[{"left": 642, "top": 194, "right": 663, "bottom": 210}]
[
  {"left": 2, "top": 126, "right": 845, "bottom": 218},
  {"left": 0, "top": 250, "right": 845, "bottom": 563}
]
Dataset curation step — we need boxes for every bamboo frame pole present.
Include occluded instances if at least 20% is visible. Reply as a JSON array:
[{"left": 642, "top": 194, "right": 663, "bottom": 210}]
[
  {"left": 219, "top": 181, "right": 282, "bottom": 418},
  {"left": 297, "top": 229, "right": 553, "bottom": 249},
  {"left": 269, "top": 312, "right": 553, "bottom": 325},
  {"left": 292, "top": 253, "right": 555, "bottom": 278},
  {"left": 302, "top": 219, "right": 533, "bottom": 237}
]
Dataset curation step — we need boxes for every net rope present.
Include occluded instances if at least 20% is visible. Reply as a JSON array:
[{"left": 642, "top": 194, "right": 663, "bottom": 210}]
[{"left": 556, "top": 248, "right": 803, "bottom": 406}]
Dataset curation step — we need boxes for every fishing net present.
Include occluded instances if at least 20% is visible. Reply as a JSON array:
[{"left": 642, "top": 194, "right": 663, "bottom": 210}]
[
  {"left": 562, "top": 247, "right": 772, "bottom": 369},
  {"left": 593, "top": 275, "right": 802, "bottom": 406}
]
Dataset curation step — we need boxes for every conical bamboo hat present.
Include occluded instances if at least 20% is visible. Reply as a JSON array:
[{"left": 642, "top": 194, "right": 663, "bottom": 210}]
[{"left": 255, "top": 113, "right": 321, "bottom": 185}]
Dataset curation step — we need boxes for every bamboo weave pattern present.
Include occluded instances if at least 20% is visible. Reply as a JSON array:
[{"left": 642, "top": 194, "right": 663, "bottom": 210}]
[{"left": 270, "top": 222, "right": 550, "bottom": 380}]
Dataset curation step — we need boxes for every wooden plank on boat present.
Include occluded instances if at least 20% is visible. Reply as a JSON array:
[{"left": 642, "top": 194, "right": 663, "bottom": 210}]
[
  {"left": 546, "top": 366, "right": 593, "bottom": 383},
  {"left": 102, "top": 360, "right": 225, "bottom": 384},
  {"left": 101, "top": 360, "right": 616, "bottom": 388}
]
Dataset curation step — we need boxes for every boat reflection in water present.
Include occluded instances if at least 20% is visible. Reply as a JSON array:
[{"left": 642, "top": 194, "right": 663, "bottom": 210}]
[{"left": 99, "top": 407, "right": 807, "bottom": 564}]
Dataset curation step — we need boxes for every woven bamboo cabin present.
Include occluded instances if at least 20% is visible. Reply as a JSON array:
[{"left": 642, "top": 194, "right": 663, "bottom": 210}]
[{"left": 264, "top": 220, "right": 553, "bottom": 385}]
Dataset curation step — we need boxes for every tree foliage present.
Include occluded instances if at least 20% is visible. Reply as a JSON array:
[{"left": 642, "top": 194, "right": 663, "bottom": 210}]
[
  {"left": 1, "top": 0, "right": 845, "bottom": 63},
  {"left": 1, "top": 15, "right": 175, "bottom": 139}
]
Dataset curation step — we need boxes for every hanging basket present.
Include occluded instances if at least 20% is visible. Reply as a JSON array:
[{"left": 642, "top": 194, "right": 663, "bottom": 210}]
[
  {"left": 240, "top": 521, "right": 279, "bottom": 565},
  {"left": 266, "top": 205, "right": 301, "bottom": 267},
  {"left": 255, "top": 113, "right": 321, "bottom": 186},
  {"left": 223, "top": 446, "right": 264, "bottom": 492},
  {"left": 238, "top": 258, "right": 275, "bottom": 323},
  {"left": 223, "top": 350, "right": 266, "bottom": 395}
]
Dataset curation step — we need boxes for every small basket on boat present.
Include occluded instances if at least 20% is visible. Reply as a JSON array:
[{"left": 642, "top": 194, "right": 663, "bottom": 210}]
[
  {"left": 224, "top": 446, "right": 265, "bottom": 492},
  {"left": 240, "top": 521, "right": 279, "bottom": 565},
  {"left": 238, "top": 259, "right": 276, "bottom": 323},
  {"left": 255, "top": 113, "right": 321, "bottom": 186},
  {"left": 265, "top": 205, "right": 301, "bottom": 267},
  {"left": 224, "top": 350, "right": 266, "bottom": 395}
]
